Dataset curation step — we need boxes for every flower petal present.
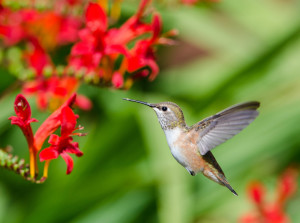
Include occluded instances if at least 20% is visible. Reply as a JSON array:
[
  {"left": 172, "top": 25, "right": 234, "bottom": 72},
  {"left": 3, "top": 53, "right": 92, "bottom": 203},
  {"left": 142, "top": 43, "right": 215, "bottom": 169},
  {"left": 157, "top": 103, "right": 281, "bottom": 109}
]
[
  {"left": 105, "top": 44, "right": 129, "bottom": 57},
  {"left": 277, "top": 168, "right": 298, "bottom": 204},
  {"left": 8, "top": 116, "right": 25, "bottom": 127},
  {"left": 14, "top": 94, "right": 32, "bottom": 122},
  {"left": 151, "top": 13, "right": 161, "bottom": 41},
  {"left": 136, "top": 0, "right": 150, "bottom": 19},
  {"left": 60, "top": 152, "right": 74, "bottom": 174},
  {"left": 25, "top": 39, "right": 51, "bottom": 75},
  {"left": 71, "top": 40, "right": 94, "bottom": 56},
  {"left": 39, "top": 147, "right": 59, "bottom": 161},
  {"left": 34, "top": 94, "right": 77, "bottom": 151},
  {"left": 66, "top": 142, "right": 83, "bottom": 157},
  {"left": 75, "top": 94, "right": 93, "bottom": 111},
  {"left": 112, "top": 72, "right": 123, "bottom": 88},
  {"left": 85, "top": 3, "right": 107, "bottom": 33},
  {"left": 248, "top": 182, "right": 265, "bottom": 204},
  {"left": 61, "top": 106, "right": 77, "bottom": 136},
  {"left": 48, "top": 134, "right": 60, "bottom": 145}
]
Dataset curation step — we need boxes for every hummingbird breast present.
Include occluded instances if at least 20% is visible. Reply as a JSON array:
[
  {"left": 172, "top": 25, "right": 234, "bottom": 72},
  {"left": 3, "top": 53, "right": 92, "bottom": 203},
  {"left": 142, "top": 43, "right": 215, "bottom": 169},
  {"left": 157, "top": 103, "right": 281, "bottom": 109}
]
[{"left": 164, "top": 127, "right": 205, "bottom": 174}]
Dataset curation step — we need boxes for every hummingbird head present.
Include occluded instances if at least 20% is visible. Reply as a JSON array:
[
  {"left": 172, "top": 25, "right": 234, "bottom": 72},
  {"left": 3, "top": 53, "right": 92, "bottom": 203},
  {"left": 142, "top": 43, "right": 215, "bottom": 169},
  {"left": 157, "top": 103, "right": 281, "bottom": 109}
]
[{"left": 123, "top": 98, "right": 186, "bottom": 130}]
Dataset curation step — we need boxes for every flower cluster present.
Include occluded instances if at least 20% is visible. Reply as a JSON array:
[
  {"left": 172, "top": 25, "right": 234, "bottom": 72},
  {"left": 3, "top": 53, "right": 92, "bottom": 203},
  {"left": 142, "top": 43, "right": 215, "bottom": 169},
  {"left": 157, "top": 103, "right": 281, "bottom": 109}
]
[
  {"left": 0, "top": 0, "right": 88, "bottom": 111},
  {"left": 69, "top": 1, "right": 176, "bottom": 85},
  {"left": 0, "top": 0, "right": 176, "bottom": 111},
  {"left": 240, "top": 168, "right": 298, "bottom": 223},
  {"left": 9, "top": 94, "right": 85, "bottom": 180}
]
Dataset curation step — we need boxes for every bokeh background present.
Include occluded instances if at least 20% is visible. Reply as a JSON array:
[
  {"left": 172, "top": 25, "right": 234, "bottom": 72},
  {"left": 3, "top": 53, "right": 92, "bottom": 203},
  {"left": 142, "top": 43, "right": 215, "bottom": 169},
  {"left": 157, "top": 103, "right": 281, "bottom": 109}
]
[{"left": 1, "top": 0, "right": 300, "bottom": 222}]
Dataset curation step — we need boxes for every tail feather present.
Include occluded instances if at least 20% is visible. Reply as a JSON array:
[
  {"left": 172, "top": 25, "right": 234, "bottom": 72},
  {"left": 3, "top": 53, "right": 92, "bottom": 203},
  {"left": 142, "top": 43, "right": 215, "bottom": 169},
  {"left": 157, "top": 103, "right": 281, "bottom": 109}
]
[
  {"left": 219, "top": 177, "right": 238, "bottom": 196},
  {"left": 202, "top": 151, "right": 238, "bottom": 196}
]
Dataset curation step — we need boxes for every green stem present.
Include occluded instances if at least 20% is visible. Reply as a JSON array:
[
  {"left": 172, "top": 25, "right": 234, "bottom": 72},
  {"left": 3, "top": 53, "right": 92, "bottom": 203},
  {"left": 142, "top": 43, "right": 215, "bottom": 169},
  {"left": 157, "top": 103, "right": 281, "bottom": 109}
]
[{"left": 0, "top": 148, "right": 46, "bottom": 183}]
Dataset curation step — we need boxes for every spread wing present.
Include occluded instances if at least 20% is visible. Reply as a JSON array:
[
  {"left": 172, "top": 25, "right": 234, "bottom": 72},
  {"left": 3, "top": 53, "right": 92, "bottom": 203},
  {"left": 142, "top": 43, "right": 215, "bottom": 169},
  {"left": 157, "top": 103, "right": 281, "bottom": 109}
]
[{"left": 193, "top": 101, "right": 260, "bottom": 155}]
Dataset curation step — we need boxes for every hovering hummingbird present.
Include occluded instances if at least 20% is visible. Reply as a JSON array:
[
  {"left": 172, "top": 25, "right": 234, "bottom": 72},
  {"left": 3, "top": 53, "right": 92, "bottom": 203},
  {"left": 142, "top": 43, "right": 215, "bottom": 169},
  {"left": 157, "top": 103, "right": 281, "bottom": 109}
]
[{"left": 123, "top": 98, "right": 260, "bottom": 195}]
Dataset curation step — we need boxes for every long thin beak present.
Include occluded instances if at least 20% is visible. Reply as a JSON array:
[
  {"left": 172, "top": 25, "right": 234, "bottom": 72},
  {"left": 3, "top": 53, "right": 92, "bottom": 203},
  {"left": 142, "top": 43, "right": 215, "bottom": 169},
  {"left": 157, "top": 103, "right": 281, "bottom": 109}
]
[{"left": 123, "top": 98, "right": 154, "bottom": 107}]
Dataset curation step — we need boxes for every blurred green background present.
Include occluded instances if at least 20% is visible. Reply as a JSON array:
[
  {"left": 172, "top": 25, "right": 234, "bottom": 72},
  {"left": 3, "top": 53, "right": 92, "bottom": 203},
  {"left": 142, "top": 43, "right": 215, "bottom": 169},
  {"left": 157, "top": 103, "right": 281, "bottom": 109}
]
[{"left": 1, "top": 0, "right": 300, "bottom": 222}]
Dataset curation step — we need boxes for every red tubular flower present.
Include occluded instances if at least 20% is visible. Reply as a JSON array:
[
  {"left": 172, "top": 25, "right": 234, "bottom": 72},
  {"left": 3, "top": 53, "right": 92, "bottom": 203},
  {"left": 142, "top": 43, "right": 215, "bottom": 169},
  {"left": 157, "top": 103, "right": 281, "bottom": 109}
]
[
  {"left": 248, "top": 181, "right": 265, "bottom": 205},
  {"left": 0, "top": 8, "right": 27, "bottom": 45},
  {"left": 70, "top": 2, "right": 128, "bottom": 72},
  {"left": 23, "top": 74, "right": 91, "bottom": 111},
  {"left": 9, "top": 94, "right": 37, "bottom": 132},
  {"left": 39, "top": 106, "right": 84, "bottom": 175},
  {"left": 8, "top": 93, "right": 85, "bottom": 179},
  {"left": 240, "top": 168, "right": 298, "bottom": 223},
  {"left": 126, "top": 14, "right": 175, "bottom": 80},
  {"left": 0, "top": 7, "right": 81, "bottom": 49},
  {"left": 276, "top": 168, "right": 298, "bottom": 206},
  {"left": 24, "top": 38, "right": 52, "bottom": 75},
  {"left": 69, "top": 0, "right": 176, "bottom": 86},
  {"left": 8, "top": 94, "right": 38, "bottom": 178},
  {"left": 107, "top": 0, "right": 153, "bottom": 45},
  {"left": 34, "top": 93, "right": 77, "bottom": 152}
]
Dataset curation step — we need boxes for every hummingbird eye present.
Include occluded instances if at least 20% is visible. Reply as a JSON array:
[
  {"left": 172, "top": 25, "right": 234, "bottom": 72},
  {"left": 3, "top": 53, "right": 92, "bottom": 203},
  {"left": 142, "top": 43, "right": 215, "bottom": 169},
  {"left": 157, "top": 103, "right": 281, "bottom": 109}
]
[{"left": 162, "top": 106, "right": 168, "bottom": 111}]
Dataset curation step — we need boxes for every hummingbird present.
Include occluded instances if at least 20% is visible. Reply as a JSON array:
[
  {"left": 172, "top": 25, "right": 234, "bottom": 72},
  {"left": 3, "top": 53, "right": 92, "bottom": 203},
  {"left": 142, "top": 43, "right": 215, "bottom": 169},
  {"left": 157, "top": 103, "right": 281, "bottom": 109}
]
[{"left": 123, "top": 98, "right": 260, "bottom": 195}]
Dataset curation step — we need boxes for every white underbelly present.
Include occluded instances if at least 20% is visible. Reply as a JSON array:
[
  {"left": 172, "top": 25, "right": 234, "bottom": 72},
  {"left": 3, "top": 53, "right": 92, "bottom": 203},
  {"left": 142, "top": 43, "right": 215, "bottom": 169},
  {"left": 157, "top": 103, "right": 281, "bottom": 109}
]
[{"left": 164, "top": 128, "right": 189, "bottom": 167}]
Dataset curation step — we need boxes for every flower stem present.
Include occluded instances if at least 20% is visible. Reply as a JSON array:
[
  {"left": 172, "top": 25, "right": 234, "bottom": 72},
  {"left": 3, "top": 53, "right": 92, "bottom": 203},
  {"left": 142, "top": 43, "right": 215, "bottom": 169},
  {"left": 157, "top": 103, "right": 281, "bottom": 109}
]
[
  {"left": 43, "top": 160, "right": 50, "bottom": 178},
  {"left": 29, "top": 149, "right": 36, "bottom": 178},
  {"left": 0, "top": 148, "right": 31, "bottom": 180}
]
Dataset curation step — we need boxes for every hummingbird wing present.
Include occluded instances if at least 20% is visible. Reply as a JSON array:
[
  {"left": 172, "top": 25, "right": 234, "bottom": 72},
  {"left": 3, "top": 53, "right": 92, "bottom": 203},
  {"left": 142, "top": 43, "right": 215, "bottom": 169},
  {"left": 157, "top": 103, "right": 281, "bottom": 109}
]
[{"left": 193, "top": 101, "right": 260, "bottom": 155}]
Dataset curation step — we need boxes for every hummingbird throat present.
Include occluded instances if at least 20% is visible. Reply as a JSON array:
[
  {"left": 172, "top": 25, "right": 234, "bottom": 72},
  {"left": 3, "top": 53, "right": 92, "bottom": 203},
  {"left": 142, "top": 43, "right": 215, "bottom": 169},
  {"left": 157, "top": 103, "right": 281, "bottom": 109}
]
[{"left": 153, "top": 108, "right": 185, "bottom": 130}]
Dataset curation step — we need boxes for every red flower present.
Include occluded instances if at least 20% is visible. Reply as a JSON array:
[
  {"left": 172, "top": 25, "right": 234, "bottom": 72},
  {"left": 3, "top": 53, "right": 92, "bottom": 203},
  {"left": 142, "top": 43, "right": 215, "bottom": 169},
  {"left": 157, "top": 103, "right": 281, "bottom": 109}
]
[
  {"left": 126, "top": 13, "right": 175, "bottom": 80},
  {"left": 9, "top": 94, "right": 38, "bottom": 178},
  {"left": 69, "top": 0, "right": 175, "bottom": 86},
  {"left": 23, "top": 75, "right": 91, "bottom": 111},
  {"left": 248, "top": 182, "right": 265, "bottom": 205},
  {"left": 34, "top": 93, "right": 77, "bottom": 152},
  {"left": 240, "top": 168, "right": 298, "bottom": 223},
  {"left": 39, "top": 106, "right": 84, "bottom": 174},
  {"left": 0, "top": 8, "right": 27, "bottom": 45},
  {"left": 24, "top": 38, "right": 52, "bottom": 75},
  {"left": 0, "top": 7, "right": 81, "bottom": 49},
  {"left": 9, "top": 94, "right": 38, "bottom": 132},
  {"left": 70, "top": 2, "right": 128, "bottom": 72},
  {"left": 277, "top": 168, "right": 298, "bottom": 206},
  {"left": 9, "top": 94, "right": 85, "bottom": 178}
]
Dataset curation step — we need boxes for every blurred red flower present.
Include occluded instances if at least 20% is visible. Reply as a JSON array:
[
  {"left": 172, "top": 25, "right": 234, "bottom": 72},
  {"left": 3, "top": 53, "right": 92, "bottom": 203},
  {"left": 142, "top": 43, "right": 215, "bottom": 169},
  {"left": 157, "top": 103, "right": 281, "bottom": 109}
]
[
  {"left": 0, "top": 7, "right": 81, "bottom": 49},
  {"left": 69, "top": 0, "right": 176, "bottom": 88},
  {"left": 1, "top": 0, "right": 176, "bottom": 111},
  {"left": 23, "top": 75, "right": 91, "bottom": 111},
  {"left": 69, "top": 2, "right": 129, "bottom": 73},
  {"left": 240, "top": 168, "right": 298, "bottom": 223}
]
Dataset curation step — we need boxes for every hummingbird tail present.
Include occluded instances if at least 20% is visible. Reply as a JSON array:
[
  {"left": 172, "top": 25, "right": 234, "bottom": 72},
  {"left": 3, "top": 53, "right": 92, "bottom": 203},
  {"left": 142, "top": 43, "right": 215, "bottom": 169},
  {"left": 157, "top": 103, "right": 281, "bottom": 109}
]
[
  {"left": 202, "top": 152, "right": 238, "bottom": 196},
  {"left": 220, "top": 178, "right": 238, "bottom": 196},
  {"left": 203, "top": 168, "right": 238, "bottom": 196}
]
